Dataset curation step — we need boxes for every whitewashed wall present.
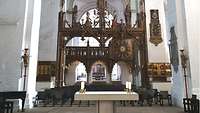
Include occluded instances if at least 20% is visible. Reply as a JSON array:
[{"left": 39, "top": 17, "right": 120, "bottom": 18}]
[
  {"left": 0, "top": 0, "right": 41, "bottom": 108},
  {"left": 0, "top": 0, "right": 26, "bottom": 91},
  {"left": 164, "top": 0, "right": 200, "bottom": 107},
  {"left": 145, "top": 0, "right": 170, "bottom": 63},
  {"left": 36, "top": 82, "right": 51, "bottom": 91},
  {"left": 152, "top": 82, "right": 172, "bottom": 93},
  {"left": 38, "top": 0, "right": 59, "bottom": 61},
  {"left": 184, "top": 0, "right": 200, "bottom": 99}
]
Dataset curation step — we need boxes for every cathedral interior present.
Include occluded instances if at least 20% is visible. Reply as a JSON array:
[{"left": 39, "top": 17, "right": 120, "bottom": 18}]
[{"left": 0, "top": 0, "right": 199, "bottom": 113}]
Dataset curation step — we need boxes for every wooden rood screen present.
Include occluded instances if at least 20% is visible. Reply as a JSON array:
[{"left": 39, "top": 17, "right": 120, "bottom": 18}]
[{"left": 56, "top": 0, "right": 149, "bottom": 87}]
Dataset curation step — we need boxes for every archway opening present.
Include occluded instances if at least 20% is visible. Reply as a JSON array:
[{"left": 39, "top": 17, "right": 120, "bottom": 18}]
[
  {"left": 117, "top": 61, "right": 132, "bottom": 84},
  {"left": 66, "top": 37, "right": 100, "bottom": 47},
  {"left": 111, "top": 63, "right": 121, "bottom": 81},
  {"left": 65, "top": 61, "right": 87, "bottom": 85},
  {"left": 75, "top": 63, "right": 87, "bottom": 82},
  {"left": 91, "top": 62, "right": 107, "bottom": 82}
]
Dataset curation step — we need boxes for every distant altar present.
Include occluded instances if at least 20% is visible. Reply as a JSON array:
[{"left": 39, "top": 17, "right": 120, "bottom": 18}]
[{"left": 75, "top": 91, "right": 139, "bottom": 113}]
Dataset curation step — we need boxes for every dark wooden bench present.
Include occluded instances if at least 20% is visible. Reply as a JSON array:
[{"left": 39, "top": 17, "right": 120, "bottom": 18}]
[
  {"left": 137, "top": 87, "right": 157, "bottom": 106},
  {"left": 183, "top": 95, "right": 199, "bottom": 113},
  {"left": 34, "top": 91, "right": 46, "bottom": 106},
  {"left": 0, "top": 91, "right": 26, "bottom": 112},
  {"left": 0, "top": 97, "right": 13, "bottom": 113},
  {"left": 38, "top": 83, "right": 140, "bottom": 107},
  {"left": 36, "top": 85, "right": 79, "bottom": 107},
  {"left": 158, "top": 91, "right": 172, "bottom": 106}
]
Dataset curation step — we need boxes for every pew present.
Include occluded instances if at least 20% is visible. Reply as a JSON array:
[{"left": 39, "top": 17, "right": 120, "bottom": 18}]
[
  {"left": 35, "top": 91, "right": 47, "bottom": 106},
  {"left": 158, "top": 91, "right": 172, "bottom": 106},
  {"left": 135, "top": 87, "right": 159, "bottom": 106},
  {"left": 35, "top": 84, "right": 164, "bottom": 107},
  {"left": 38, "top": 84, "right": 125, "bottom": 106},
  {"left": 0, "top": 96, "right": 13, "bottom": 113},
  {"left": 36, "top": 85, "right": 79, "bottom": 106},
  {"left": 183, "top": 95, "right": 199, "bottom": 113},
  {"left": 0, "top": 91, "right": 26, "bottom": 112},
  {"left": 38, "top": 84, "right": 141, "bottom": 107}
]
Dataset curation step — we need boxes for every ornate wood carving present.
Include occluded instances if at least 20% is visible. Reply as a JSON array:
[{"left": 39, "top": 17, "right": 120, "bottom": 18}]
[
  {"left": 110, "top": 39, "right": 133, "bottom": 60},
  {"left": 148, "top": 63, "right": 172, "bottom": 78},
  {"left": 149, "top": 9, "right": 162, "bottom": 46},
  {"left": 56, "top": 0, "right": 148, "bottom": 87},
  {"left": 124, "top": 4, "right": 132, "bottom": 27},
  {"left": 37, "top": 61, "right": 56, "bottom": 81}
]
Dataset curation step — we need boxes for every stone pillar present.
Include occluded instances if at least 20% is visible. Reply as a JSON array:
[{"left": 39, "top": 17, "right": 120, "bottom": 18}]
[
  {"left": 170, "top": 0, "right": 190, "bottom": 107},
  {"left": 184, "top": 0, "right": 200, "bottom": 99},
  {"left": 23, "top": 0, "right": 41, "bottom": 108}
]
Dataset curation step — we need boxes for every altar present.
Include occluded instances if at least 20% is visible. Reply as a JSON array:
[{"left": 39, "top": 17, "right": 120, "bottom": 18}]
[{"left": 74, "top": 91, "right": 139, "bottom": 113}]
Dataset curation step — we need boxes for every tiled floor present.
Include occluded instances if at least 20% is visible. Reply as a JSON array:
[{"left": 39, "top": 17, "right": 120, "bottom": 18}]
[{"left": 15, "top": 105, "right": 185, "bottom": 113}]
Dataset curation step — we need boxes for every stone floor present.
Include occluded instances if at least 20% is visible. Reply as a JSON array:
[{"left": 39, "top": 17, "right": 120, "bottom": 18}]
[{"left": 15, "top": 105, "right": 185, "bottom": 113}]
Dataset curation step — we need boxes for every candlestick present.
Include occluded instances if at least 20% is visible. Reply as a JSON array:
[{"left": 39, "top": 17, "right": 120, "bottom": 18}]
[
  {"left": 180, "top": 49, "right": 188, "bottom": 98},
  {"left": 22, "top": 48, "right": 29, "bottom": 91}
]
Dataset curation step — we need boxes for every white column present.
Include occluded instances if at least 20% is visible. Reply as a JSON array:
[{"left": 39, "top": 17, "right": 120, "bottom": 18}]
[
  {"left": 184, "top": 0, "right": 200, "bottom": 99},
  {"left": 171, "top": 0, "right": 189, "bottom": 107},
  {"left": 25, "top": 0, "right": 41, "bottom": 108}
]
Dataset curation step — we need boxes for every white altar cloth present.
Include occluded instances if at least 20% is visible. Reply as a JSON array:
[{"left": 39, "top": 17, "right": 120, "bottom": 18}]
[
  {"left": 74, "top": 91, "right": 139, "bottom": 113},
  {"left": 75, "top": 91, "right": 138, "bottom": 100}
]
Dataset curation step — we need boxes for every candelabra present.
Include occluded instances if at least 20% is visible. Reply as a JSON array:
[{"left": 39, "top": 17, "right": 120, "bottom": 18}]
[
  {"left": 22, "top": 48, "right": 29, "bottom": 91},
  {"left": 180, "top": 49, "right": 188, "bottom": 98}
]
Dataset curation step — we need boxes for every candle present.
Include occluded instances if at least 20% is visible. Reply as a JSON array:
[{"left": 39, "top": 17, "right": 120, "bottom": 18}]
[
  {"left": 126, "top": 81, "right": 128, "bottom": 89},
  {"left": 81, "top": 81, "right": 85, "bottom": 90}
]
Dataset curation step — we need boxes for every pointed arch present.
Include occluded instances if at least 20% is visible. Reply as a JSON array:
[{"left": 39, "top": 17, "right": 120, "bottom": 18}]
[
  {"left": 65, "top": 61, "right": 88, "bottom": 85},
  {"left": 90, "top": 61, "right": 108, "bottom": 82},
  {"left": 111, "top": 63, "right": 122, "bottom": 81},
  {"left": 66, "top": 37, "right": 100, "bottom": 47}
]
